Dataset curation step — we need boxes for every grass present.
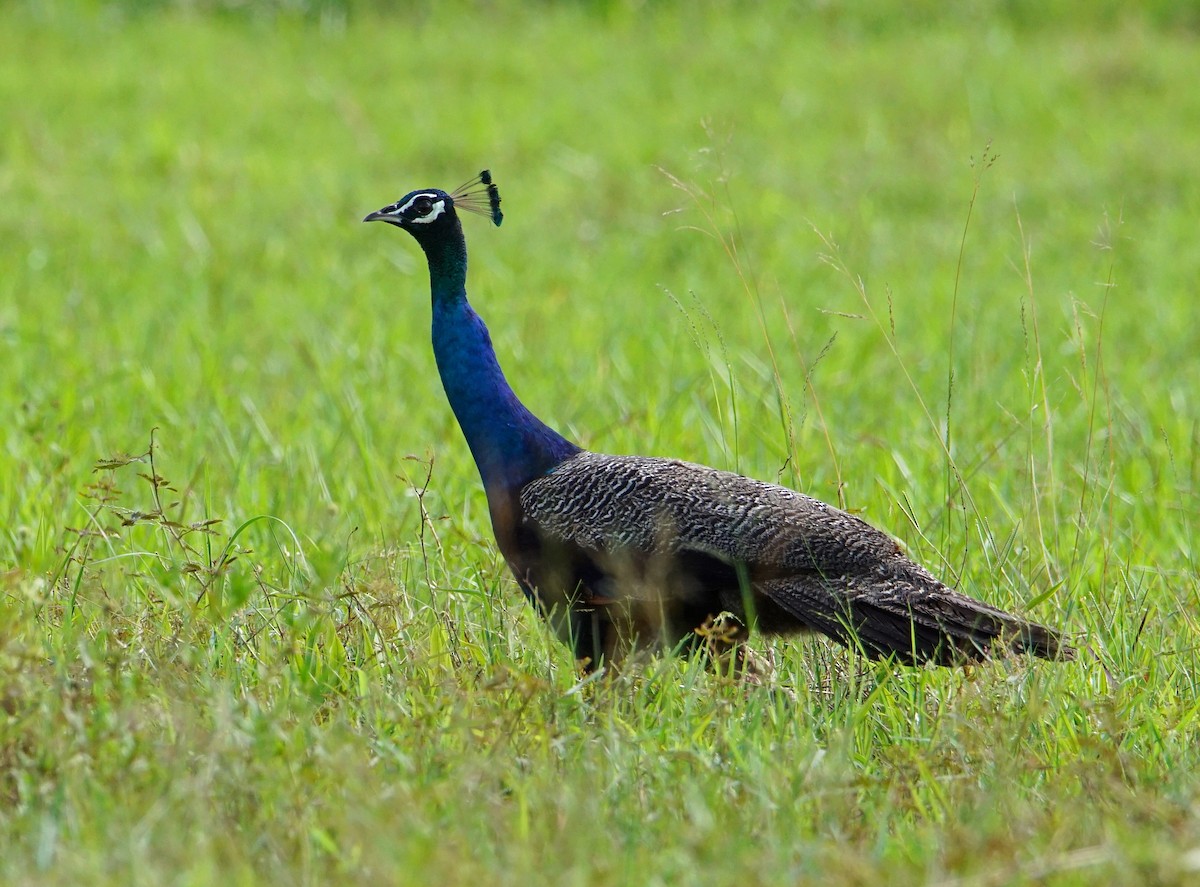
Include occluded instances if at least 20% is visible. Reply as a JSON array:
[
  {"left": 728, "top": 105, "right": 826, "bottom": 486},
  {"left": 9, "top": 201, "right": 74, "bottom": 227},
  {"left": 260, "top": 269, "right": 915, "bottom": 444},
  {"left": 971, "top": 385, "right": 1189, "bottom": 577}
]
[{"left": 3, "top": 1, "right": 1200, "bottom": 883}]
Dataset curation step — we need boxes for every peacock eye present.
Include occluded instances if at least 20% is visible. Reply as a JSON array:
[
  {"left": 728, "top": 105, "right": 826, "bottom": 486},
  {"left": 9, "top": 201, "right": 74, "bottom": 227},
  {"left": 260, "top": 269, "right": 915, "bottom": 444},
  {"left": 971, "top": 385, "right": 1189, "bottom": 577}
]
[{"left": 414, "top": 197, "right": 433, "bottom": 214}]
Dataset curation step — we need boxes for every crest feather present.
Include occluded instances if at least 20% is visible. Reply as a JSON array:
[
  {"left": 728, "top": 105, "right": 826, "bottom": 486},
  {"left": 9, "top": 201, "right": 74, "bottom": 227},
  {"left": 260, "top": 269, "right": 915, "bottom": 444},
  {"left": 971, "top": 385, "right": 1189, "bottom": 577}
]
[{"left": 452, "top": 170, "right": 503, "bottom": 226}]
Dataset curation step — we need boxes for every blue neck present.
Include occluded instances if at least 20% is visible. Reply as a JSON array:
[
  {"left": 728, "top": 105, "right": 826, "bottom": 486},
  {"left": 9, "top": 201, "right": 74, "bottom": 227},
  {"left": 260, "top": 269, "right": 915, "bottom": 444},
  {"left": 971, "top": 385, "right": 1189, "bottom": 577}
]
[{"left": 422, "top": 232, "right": 580, "bottom": 495}]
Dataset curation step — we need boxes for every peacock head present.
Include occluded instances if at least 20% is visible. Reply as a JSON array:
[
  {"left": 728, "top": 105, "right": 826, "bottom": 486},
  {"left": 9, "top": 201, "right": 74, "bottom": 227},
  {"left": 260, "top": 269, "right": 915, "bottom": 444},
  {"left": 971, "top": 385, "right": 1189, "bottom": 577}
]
[{"left": 363, "top": 170, "right": 503, "bottom": 243}]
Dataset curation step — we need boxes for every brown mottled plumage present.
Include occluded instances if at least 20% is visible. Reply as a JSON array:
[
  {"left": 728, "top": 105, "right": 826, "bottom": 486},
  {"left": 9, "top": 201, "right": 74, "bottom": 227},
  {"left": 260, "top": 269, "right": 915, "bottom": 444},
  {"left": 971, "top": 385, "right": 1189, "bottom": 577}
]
[{"left": 507, "top": 453, "right": 1071, "bottom": 669}]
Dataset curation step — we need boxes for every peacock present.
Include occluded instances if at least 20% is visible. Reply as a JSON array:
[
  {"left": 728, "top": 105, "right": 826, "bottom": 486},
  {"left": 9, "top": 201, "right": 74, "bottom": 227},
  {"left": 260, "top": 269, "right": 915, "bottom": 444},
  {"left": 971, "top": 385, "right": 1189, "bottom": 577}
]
[{"left": 364, "top": 171, "right": 1073, "bottom": 673}]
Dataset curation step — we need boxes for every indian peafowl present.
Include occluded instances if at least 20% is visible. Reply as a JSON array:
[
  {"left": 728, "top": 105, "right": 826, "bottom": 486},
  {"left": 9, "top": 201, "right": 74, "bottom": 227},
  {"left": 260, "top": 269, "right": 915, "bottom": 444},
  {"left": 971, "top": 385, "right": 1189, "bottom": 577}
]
[{"left": 364, "top": 171, "right": 1073, "bottom": 672}]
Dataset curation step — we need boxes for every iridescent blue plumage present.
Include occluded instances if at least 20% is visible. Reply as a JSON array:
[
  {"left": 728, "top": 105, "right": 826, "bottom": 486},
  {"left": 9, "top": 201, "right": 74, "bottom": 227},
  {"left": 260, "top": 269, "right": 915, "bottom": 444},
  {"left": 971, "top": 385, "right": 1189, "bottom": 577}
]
[
  {"left": 363, "top": 178, "right": 576, "bottom": 496},
  {"left": 431, "top": 285, "right": 581, "bottom": 492}
]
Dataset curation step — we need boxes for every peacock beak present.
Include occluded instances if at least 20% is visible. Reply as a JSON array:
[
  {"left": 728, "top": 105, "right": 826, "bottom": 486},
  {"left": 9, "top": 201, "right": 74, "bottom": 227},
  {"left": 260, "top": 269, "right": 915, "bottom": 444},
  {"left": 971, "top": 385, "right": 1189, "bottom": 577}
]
[{"left": 362, "top": 210, "right": 393, "bottom": 223}]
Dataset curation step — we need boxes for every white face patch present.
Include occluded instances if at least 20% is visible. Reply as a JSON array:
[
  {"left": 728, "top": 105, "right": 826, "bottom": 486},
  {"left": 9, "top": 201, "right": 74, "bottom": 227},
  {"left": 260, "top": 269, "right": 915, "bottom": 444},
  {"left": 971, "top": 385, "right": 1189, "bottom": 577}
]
[
  {"left": 394, "top": 192, "right": 446, "bottom": 224},
  {"left": 409, "top": 199, "right": 445, "bottom": 223}
]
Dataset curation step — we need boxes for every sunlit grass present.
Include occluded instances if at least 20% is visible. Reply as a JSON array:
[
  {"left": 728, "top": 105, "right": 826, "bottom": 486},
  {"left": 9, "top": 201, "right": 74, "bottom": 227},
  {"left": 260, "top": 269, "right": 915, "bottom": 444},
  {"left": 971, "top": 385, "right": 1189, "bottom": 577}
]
[{"left": 2, "top": 2, "right": 1200, "bottom": 884}]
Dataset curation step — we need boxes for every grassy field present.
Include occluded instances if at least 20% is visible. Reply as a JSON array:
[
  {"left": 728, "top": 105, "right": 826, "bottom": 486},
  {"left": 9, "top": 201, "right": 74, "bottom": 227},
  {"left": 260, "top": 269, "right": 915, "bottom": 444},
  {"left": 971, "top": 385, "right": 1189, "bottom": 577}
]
[{"left": 3, "top": 1, "right": 1200, "bottom": 883}]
